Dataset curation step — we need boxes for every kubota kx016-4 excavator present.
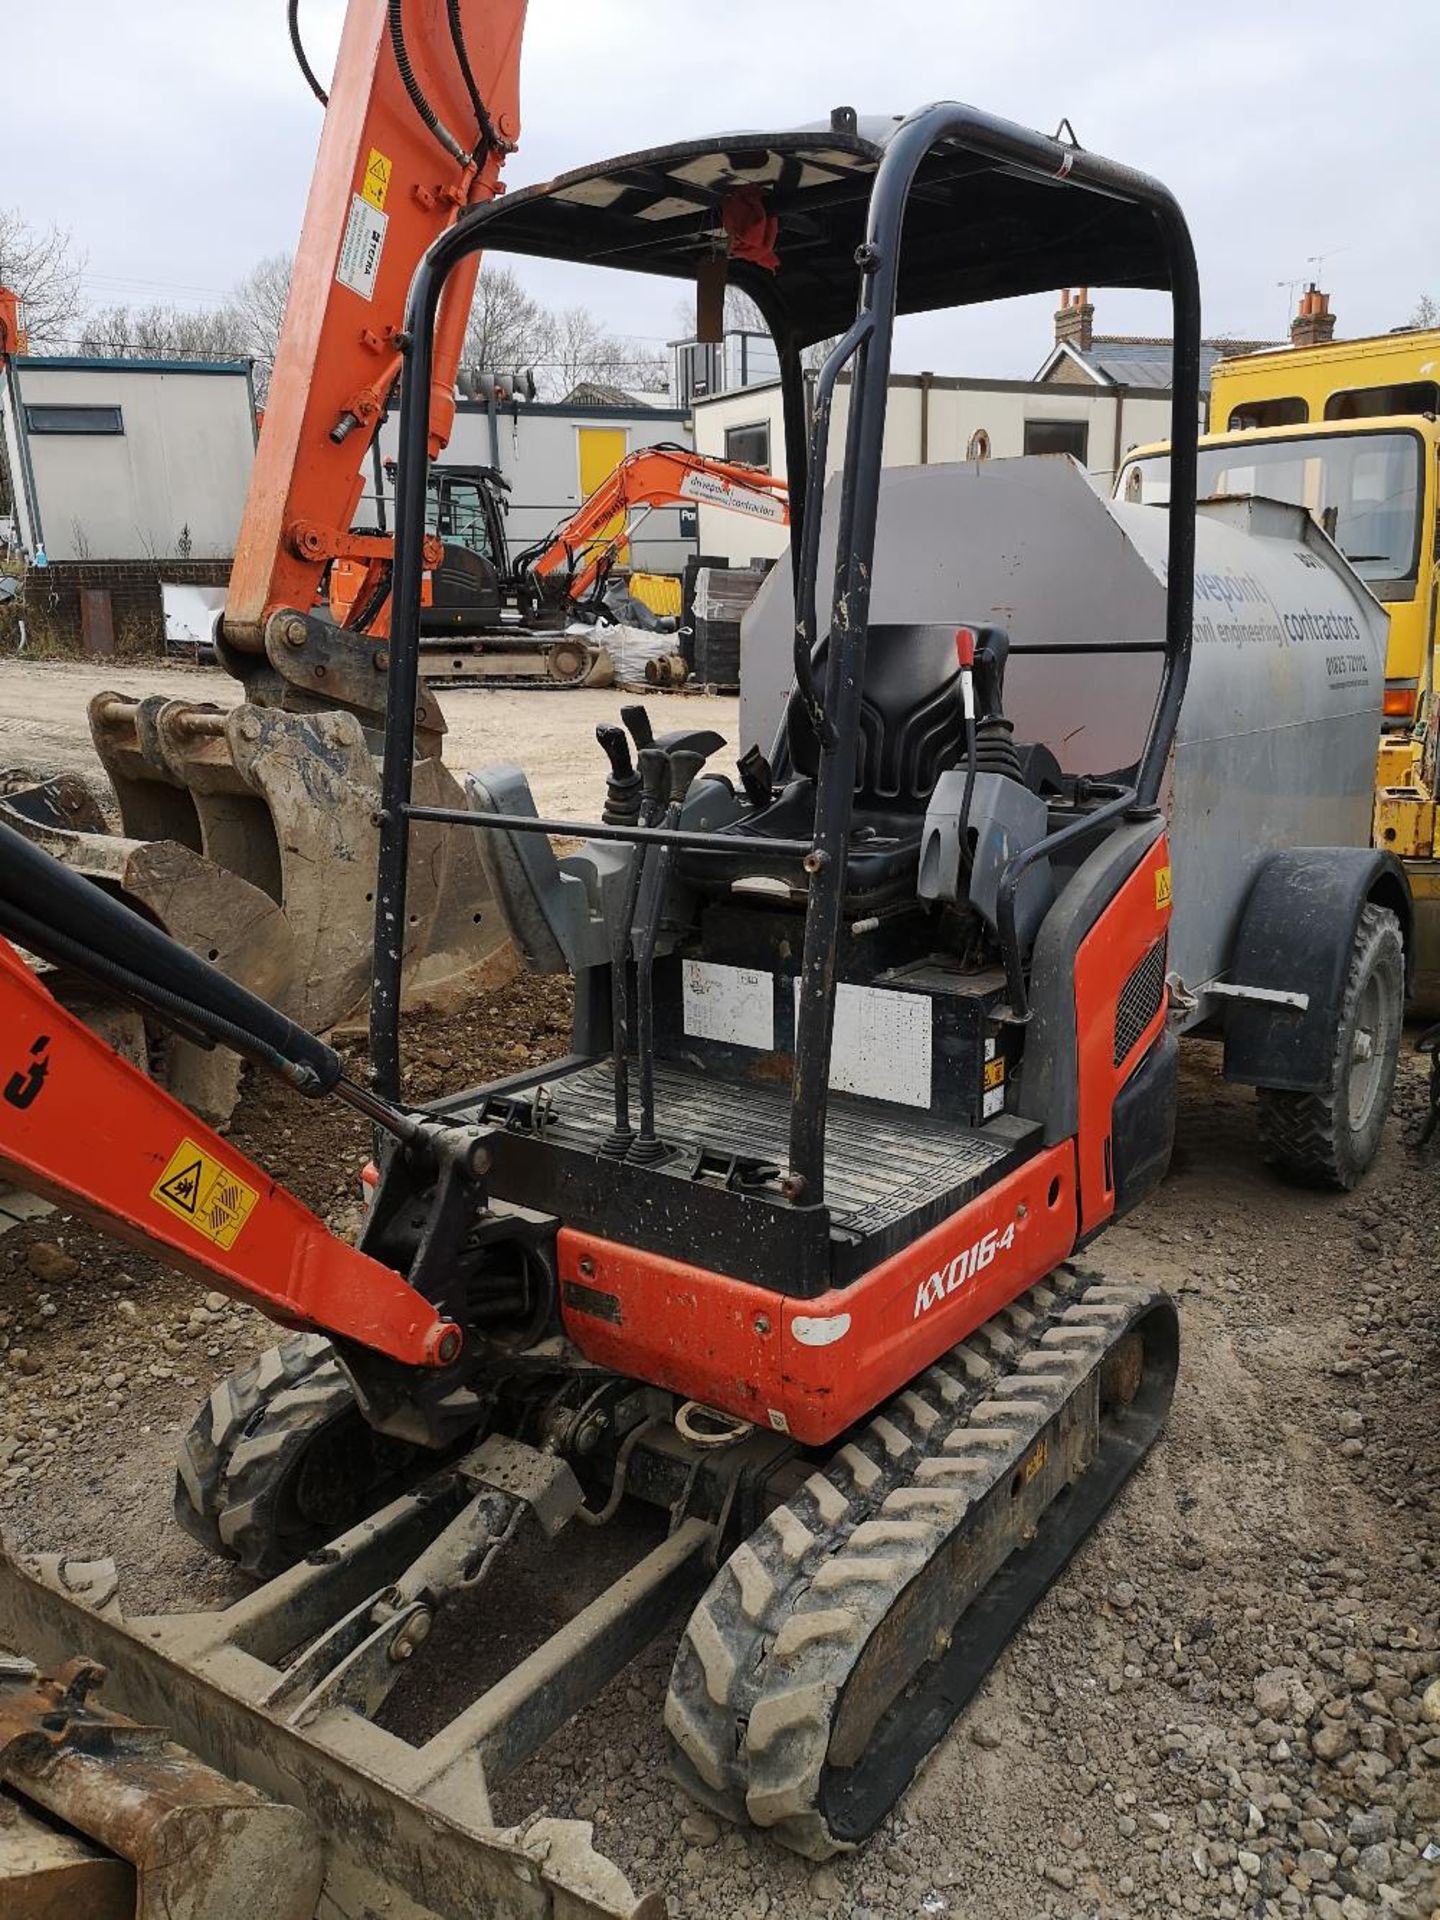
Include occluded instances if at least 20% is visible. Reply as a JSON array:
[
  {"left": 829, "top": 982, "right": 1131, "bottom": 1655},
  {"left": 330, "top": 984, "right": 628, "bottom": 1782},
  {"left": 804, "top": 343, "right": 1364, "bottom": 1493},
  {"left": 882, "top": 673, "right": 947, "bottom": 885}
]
[
  {"left": 0, "top": 0, "right": 533, "bottom": 1127},
  {"left": 0, "top": 99, "right": 1202, "bottom": 1917},
  {"left": 329, "top": 442, "right": 791, "bottom": 684}
]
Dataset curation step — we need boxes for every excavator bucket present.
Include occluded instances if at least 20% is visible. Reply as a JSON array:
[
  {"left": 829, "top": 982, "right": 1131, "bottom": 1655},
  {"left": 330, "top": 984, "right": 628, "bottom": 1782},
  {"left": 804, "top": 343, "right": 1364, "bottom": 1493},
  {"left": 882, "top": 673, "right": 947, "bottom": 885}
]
[{"left": 1, "top": 696, "right": 517, "bottom": 1121}]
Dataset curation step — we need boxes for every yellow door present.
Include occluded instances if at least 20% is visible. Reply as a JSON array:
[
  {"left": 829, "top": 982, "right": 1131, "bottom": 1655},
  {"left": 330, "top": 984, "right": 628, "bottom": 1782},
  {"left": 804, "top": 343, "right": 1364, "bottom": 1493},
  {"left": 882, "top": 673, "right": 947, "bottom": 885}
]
[{"left": 577, "top": 426, "right": 629, "bottom": 569}]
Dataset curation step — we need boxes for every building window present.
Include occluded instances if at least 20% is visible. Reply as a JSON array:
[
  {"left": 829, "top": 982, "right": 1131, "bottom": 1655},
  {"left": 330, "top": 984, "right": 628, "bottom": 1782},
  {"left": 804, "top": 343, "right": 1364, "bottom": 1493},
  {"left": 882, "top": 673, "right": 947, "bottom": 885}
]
[
  {"left": 724, "top": 422, "right": 770, "bottom": 469},
  {"left": 24, "top": 403, "right": 124, "bottom": 435},
  {"left": 1023, "top": 418, "right": 1088, "bottom": 461},
  {"left": 1227, "top": 397, "right": 1307, "bottom": 430},
  {"left": 1324, "top": 381, "right": 1440, "bottom": 422}
]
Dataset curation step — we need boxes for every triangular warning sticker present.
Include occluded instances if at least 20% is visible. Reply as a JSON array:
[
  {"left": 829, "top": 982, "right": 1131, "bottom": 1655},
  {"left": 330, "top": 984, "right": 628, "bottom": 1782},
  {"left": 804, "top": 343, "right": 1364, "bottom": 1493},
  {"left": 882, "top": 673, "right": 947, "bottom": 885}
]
[{"left": 158, "top": 1159, "right": 203, "bottom": 1213}]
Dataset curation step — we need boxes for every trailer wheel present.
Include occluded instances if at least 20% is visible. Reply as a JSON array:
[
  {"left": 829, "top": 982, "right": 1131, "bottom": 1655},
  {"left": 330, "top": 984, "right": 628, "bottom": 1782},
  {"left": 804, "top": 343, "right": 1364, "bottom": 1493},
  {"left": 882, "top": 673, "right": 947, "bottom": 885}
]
[
  {"left": 174, "top": 1335, "right": 433, "bottom": 1578},
  {"left": 1257, "top": 904, "right": 1404, "bottom": 1189}
]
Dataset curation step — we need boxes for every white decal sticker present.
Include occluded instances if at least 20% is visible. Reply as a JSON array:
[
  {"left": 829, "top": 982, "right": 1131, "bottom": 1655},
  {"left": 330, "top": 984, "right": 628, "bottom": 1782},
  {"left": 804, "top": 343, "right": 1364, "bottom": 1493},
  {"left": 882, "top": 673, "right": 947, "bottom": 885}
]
[
  {"left": 682, "top": 959, "right": 774, "bottom": 1051},
  {"left": 678, "top": 469, "right": 787, "bottom": 522},
  {"left": 913, "top": 1221, "right": 1018, "bottom": 1318},
  {"left": 336, "top": 194, "right": 388, "bottom": 299},
  {"left": 799, "top": 980, "right": 932, "bottom": 1108},
  {"left": 791, "top": 1312, "right": 852, "bottom": 1348}
]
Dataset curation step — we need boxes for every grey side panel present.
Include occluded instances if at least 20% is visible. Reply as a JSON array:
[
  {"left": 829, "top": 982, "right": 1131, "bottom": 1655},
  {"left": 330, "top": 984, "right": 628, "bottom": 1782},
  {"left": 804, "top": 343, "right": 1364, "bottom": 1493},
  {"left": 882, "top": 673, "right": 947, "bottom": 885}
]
[{"left": 1016, "top": 817, "right": 1166, "bottom": 1145}]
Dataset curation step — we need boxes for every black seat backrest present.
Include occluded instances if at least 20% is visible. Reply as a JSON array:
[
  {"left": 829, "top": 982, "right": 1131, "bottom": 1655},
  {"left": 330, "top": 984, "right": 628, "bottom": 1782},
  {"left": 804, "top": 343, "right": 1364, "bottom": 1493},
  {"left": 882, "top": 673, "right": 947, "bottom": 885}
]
[{"left": 785, "top": 621, "right": 1007, "bottom": 813}]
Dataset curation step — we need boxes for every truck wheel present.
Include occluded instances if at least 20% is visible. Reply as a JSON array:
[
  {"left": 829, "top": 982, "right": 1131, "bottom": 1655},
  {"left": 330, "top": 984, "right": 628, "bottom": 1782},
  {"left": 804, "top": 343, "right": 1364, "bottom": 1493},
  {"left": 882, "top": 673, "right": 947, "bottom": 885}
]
[
  {"left": 174, "top": 1335, "right": 433, "bottom": 1578},
  {"left": 1257, "top": 904, "right": 1404, "bottom": 1189}
]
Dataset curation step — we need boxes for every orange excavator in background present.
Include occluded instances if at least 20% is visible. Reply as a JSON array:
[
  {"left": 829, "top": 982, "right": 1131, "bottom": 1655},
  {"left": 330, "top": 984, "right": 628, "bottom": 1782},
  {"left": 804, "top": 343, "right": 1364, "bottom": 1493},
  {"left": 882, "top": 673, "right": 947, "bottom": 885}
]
[
  {"left": 328, "top": 442, "right": 791, "bottom": 684},
  {"left": 0, "top": 0, "right": 533, "bottom": 1118}
]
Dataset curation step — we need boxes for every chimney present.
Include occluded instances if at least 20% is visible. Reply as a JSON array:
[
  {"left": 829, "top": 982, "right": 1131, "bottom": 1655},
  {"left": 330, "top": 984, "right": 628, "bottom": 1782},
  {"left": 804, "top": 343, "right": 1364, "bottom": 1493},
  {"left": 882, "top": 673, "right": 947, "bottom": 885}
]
[
  {"left": 1054, "top": 285, "right": 1094, "bottom": 353},
  {"left": 1291, "top": 284, "right": 1336, "bottom": 350}
]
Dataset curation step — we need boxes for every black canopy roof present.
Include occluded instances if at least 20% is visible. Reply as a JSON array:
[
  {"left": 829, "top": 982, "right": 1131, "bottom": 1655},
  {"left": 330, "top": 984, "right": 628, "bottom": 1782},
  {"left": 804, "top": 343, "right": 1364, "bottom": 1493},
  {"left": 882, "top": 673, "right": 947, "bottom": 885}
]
[{"left": 450, "top": 106, "right": 1178, "bottom": 344}]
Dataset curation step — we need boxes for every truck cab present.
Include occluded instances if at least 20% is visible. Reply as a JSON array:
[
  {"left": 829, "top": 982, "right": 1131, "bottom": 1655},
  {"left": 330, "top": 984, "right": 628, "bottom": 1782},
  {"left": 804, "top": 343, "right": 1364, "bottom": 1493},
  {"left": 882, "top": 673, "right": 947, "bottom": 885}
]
[{"left": 1117, "top": 329, "right": 1440, "bottom": 1010}]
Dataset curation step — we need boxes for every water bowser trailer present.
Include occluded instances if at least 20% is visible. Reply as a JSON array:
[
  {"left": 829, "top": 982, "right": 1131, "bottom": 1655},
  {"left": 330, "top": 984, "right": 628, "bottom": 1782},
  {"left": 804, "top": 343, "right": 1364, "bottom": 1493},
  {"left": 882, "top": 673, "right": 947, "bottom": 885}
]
[{"left": 739, "top": 453, "right": 1409, "bottom": 1187}]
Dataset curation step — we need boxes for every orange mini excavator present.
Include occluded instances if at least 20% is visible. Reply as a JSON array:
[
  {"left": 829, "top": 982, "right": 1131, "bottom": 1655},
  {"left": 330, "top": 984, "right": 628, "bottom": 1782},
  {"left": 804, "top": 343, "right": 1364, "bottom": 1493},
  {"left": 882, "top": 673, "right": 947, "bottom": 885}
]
[
  {"left": 328, "top": 441, "right": 791, "bottom": 682},
  {"left": 0, "top": 92, "right": 1208, "bottom": 1916}
]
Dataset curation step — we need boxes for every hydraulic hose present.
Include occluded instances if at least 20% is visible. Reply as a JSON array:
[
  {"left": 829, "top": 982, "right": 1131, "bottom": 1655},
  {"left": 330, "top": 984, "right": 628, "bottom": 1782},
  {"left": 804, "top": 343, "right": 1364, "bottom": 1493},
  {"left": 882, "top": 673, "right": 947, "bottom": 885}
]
[
  {"left": 388, "top": 0, "right": 470, "bottom": 167},
  {"left": 446, "top": 0, "right": 505, "bottom": 157},
  {"left": 287, "top": 0, "right": 329, "bottom": 107}
]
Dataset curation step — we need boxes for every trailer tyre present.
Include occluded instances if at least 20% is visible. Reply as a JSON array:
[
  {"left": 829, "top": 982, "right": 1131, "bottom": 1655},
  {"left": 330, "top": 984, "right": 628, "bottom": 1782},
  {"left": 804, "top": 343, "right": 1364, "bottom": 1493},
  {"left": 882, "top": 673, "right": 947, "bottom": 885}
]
[
  {"left": 1257, "top": 904, "right": 1404, "bottom": 1190},
  {"left": 174, "top": 1335, "right": 432, "bottom": 1577}
]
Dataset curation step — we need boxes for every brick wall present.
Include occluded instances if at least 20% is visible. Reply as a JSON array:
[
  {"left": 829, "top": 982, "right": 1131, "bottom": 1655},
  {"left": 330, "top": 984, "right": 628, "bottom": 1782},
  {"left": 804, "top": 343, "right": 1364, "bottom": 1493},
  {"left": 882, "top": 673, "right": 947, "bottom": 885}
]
[{"left": 8, "top": 558, "right": 232, "bottom": 655}]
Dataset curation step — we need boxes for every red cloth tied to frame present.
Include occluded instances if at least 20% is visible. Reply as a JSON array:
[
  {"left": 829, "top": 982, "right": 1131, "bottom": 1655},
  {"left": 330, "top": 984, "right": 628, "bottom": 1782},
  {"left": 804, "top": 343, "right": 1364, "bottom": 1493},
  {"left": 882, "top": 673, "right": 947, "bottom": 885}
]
[{"left": 722, "top": 185, "right": 779, "bottom": 272}]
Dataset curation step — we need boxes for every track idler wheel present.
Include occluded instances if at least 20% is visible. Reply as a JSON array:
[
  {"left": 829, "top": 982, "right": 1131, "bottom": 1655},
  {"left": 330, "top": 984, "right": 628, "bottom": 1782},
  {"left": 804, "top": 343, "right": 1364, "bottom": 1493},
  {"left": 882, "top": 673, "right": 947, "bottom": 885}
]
[
  {"left": 174, "top": 1335, "right": 439, "bottom": 1578},
  {"left": 545, "top": 637, "right": 593, "bottom": 685}
]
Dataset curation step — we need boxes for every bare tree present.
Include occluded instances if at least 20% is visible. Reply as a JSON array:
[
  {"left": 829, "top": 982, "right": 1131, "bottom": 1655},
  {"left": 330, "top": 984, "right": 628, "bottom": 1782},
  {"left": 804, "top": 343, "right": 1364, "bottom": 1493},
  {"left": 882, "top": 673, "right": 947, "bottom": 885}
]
[
  {"left": 0, "top": 208, "right": 84, "bottom": 345},
  {"left": 230, "top": 254, "right": 292, "bottom": 400},
  {"left": 463, "top": 264, "right": 550, "bottom": 379},
  {"left": 541, "top": 304, "right": 664, "bottom": 400},
  {"left": 75, "top": 302, "right": 251, "bottom": 360},
  {"left": 1408, "top": 294, "right": 1439, "bottom": 330}
]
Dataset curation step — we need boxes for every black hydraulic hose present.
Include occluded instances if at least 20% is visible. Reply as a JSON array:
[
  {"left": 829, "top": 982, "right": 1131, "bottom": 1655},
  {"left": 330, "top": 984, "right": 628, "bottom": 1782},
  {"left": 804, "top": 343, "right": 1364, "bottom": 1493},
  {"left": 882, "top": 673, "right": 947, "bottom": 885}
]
[
  {"left": 445, "top": 0, "right": 505, "bottom": 157},
  {"left": 0, "top": 816, "right": 343, "bottom": 1093},
  {"left": 388, "top": 0, "right": 470, "bottom": 167},
  {"left": 287, "top": 0, "right": 329, "bottom": 106},
  {"left": 0, "top": 897, "right": 333, "bottom": 1095}
]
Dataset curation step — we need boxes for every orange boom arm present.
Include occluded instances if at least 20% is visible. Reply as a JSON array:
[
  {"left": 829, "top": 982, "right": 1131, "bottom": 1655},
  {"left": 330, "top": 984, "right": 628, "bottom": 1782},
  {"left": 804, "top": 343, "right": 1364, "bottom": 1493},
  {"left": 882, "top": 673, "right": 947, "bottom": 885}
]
[
  {"left": 223, "top": 0, "right": 527, "bottom": 654},
  {"left": 523, "top": 445, "right": 791, "bottom": 602},
  {"left": 0, "top": 938, "right": 450, "bottom": 1368}
]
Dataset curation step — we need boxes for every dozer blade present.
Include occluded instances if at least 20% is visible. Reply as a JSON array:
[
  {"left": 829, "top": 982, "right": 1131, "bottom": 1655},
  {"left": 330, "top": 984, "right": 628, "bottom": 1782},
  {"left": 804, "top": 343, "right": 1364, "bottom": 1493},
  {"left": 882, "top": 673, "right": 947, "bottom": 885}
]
[{"left": 0, "top": 1506, "right": 669, "bottom": 1920}]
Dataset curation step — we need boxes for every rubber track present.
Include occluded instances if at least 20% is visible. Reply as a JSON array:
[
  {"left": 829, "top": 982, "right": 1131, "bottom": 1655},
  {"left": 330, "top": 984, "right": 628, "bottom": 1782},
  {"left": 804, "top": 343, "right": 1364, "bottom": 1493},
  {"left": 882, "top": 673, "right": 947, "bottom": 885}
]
[
  {"left": 172, "top": 1334, "right": 341, "bottom": 1567},
  {"left": 665, "top": 1267, "right": 1104, "bottom": 1848}
]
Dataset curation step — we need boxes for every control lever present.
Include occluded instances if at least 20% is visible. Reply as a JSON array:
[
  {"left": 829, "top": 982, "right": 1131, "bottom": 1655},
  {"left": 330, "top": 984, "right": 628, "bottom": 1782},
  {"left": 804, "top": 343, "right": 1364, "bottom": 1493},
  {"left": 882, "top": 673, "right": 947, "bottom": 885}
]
[
  {"left": 631, "top": 748, "right": 706, "bottom": 1164},
  {"left": 601, "top": 748, "right": 672, "bottom": 1154},
  {"left": 736, "top": 743, "right": 774, "bottom": 810},
  {"left": 621, "top": 703, "right": 654, "bottom": 750},
  {"left": 596, "top": 724, "right": 642, "bottom": 828}
]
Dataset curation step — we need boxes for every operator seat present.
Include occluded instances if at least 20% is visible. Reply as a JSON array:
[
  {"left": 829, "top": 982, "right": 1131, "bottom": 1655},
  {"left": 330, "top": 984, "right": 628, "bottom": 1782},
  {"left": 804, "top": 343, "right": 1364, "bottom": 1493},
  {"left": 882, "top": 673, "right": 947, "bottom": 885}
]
[{"left": 679, "top": 621, "right": 1005, "bottom": 911}]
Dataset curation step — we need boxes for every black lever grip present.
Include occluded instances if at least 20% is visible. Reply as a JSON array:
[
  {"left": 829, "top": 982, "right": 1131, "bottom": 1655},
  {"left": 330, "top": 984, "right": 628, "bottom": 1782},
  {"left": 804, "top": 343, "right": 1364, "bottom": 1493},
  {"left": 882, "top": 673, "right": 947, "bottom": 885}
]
[
  {"left": 595, "top": 723, "right": 634, "bottom": 781},
  {"left": 637, "top": 747, "right": 672, "bottom": 817},
  {"left": 667, "top": 749, "right": 707, "bottom": 808},
  {"left": 736, "top": 743, "right": 773, "bottom": 809},
  {"left": 621, "top": 704, "right": 655, "bottom": 750}
]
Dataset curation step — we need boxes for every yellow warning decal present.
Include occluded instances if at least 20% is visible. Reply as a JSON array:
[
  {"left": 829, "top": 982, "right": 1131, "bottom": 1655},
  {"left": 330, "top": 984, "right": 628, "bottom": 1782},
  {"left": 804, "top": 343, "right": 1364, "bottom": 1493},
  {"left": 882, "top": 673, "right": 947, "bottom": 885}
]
[
  {"left": 983, "top": 1056, "right": 1006, "bottom": 1092},
  {"left": 361, "top": 147, "right": 392, "bottom": 211},
  {"left": 1154, "top": 863, "right": 1173, "bottom": 910},
  {"left": 151, "top": 1139, "right": 258, "bottom": 1251},
  {"left": 1019, "top": 1438, "right": 1049, "bottom": 1487}
]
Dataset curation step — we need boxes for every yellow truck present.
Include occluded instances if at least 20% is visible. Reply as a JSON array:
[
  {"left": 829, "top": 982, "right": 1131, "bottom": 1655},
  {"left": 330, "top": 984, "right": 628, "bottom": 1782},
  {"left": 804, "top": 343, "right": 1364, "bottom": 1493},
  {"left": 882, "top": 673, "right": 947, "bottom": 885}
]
[{"left": 1120, "top": 326, "right": 1440, "bottom": 1010}]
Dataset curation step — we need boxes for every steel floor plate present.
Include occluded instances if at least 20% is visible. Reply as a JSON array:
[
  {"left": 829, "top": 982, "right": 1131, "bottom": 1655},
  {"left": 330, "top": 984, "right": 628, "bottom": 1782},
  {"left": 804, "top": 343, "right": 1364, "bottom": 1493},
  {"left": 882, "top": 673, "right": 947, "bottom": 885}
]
[{"left": 528, "top": 1058, "right": 1022, "bottom": 1240}]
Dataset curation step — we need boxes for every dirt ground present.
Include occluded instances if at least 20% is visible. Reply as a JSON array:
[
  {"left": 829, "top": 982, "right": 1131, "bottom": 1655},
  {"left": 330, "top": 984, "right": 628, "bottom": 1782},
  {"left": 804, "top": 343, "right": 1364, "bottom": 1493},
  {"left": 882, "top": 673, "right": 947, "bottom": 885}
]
[
  {"left": 0, "top": 657, "right": 739, "bottom": 819},
  {"left": 0, "top": 665, "right": 1437, "bottom": 1920}
]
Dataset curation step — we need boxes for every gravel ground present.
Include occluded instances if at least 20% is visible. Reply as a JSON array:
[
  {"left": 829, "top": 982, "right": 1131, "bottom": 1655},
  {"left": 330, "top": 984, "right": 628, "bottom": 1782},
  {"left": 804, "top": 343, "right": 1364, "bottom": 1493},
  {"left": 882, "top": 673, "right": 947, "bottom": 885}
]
[
  {"left": 0, "top": 657, "right": 739, "bottom": 819},
  {"left": 0, "top": 664, "right": 1436, "bottom": 1918},
  {"left": 1, "top": 998, "right": 1435, "bottom": 1920}
]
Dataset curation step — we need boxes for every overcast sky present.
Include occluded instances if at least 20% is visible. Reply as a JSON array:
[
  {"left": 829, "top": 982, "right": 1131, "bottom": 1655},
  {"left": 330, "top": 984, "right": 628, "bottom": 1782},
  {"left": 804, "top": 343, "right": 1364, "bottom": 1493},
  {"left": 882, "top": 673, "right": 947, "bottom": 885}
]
[{"left": 7, "top": 0, "right": 1438, "bottom": 378}]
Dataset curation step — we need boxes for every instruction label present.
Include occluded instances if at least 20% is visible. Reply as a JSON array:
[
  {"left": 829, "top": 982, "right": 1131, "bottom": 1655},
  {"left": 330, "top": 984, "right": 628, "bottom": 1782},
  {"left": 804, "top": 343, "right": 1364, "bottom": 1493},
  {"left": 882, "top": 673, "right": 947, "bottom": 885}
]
[
  {"left": 151, "top": 1139, "right": 258, "bottom": 1250},
  {"left": 336, "top": 194, "right": 388, "bottom": 299},
  {"left": 361, "top": 146, "right": 393, "bottom": 211},
  {"left": 683, "top": 959, "right": 774, "bottom": 1051}
]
